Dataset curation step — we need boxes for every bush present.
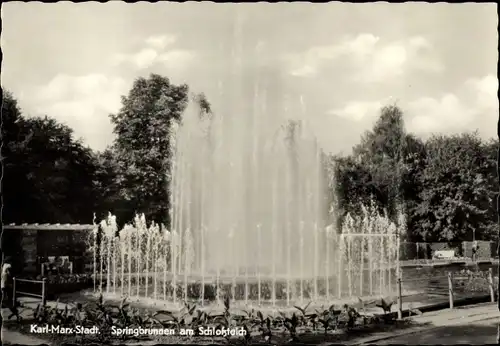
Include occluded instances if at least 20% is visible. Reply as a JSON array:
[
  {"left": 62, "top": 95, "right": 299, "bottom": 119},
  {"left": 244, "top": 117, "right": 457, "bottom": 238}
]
[{"left": 454, "top": 269, "right": 496, "bottom": 294}]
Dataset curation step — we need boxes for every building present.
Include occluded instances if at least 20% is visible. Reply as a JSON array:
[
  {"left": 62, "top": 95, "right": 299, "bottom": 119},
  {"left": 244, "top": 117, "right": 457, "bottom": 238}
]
[{"left": 2, "top": 223, "right": 95, "bottom": 276}]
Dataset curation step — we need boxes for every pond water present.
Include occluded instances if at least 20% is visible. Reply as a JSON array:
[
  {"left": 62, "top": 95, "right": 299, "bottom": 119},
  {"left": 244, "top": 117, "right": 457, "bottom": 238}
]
[{"left": 401, "top": 261, "right": 498, "bottom": 299}]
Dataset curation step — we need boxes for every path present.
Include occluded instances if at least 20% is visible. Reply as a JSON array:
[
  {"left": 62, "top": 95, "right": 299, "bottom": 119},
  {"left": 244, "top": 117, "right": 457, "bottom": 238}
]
[
  {"left": 2, "top": 297, "right": 74, "bottom": 346},
  {"left": 400, "top": 258, "right": 499, "bottom": 267},
  {"left": 2, "top": 296, "right": 73, "bottom": 320},
  {"left": 1, "top": 329, "right": 49, "bottom": 346},
  {"left": 375, "top": 319, "right": 499, "bottom": 345},
  {"left": 350, "top": 303, "right": 500, "bottom": 345}
]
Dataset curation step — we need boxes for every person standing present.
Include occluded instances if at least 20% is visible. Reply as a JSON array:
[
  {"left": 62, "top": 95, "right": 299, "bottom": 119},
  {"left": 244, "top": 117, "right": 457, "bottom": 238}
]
[
  {"left": 1, "top": 259, "right": 12, "bottom": 307},
  {"left": 472, "top": 241, "right": 478, "bottom": 262}
]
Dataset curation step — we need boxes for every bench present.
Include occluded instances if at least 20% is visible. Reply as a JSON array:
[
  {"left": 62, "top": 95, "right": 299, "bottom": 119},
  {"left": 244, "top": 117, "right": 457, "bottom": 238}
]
[{"left": 433, "top": 250, "right": 456, "bottom": 260}]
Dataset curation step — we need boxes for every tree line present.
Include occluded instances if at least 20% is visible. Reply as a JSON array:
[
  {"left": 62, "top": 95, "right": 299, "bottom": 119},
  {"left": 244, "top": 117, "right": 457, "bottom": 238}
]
[
  {"left": 330, "top": 105, "right": 498, "bottom": 243},
  {"left": 2, "top": 74, "right": 498, "bottom": 243}
]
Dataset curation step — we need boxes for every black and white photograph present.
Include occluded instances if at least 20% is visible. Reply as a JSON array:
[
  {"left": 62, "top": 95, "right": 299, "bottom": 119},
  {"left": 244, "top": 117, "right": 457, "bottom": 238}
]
[{"left": 1, "top": 2, "right": 499, "bottom": 345}]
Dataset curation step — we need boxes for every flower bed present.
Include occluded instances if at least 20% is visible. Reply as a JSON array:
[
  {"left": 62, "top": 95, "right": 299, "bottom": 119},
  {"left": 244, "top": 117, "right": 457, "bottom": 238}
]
[
  {"left": 454, "top": 269, "right": 498, "bottom": 296},
  {"left": 3, "top": 295, "right": 423, "bottom": 345},
  {"left": 46, "top": 274, "right": 94, "bottom": 298}
]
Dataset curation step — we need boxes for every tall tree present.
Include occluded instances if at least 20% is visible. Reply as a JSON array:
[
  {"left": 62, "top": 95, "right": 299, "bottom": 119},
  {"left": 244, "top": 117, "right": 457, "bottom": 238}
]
[
  {"left": 2, "top": 91, "right": 29, "bottom": 223},
  {"left": 353, "top": 105, "right": 406, "bottom": 163},
  {"left": 92, "top": 148, "right": 126, "bottom": 223},
  {"left": 2, "top": 91, "right": 98, "bottom": 224},
  {"left": 414, "top": 132, "right": 492, "bottom": 242},
  {"left": 351, "top": 105, "right": 408, "bottom": 219},
  {"left": 400, "top": 134, "right": 427, "bottom": 241},
  {"left": 331, "top": 155, "right": 384, "bottom": 218},
  {"left": 109, "top": 74, "right": 210, "bottom": 227},
  {"left": 480, "top": 138, "right": 500, "bottom": 240}
]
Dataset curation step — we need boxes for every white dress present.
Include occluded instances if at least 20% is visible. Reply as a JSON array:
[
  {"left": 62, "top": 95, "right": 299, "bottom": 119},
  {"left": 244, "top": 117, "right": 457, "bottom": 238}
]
[{"left": 1, "top": 263, "right": 12, "bottom": 289}]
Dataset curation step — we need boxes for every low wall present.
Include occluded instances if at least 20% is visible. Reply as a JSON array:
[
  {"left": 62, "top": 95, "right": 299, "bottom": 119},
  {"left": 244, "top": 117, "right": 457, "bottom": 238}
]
[
  {"left": 400, "top": 241, "right": 497, "bottom": 260},
  {"left": 462, "top": 240, "right": 495, "bottom": 259}
]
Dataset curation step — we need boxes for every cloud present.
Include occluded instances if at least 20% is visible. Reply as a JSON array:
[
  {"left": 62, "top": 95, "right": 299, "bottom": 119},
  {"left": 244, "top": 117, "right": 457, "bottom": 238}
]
[
  {"left": 407, "top": 75, "right": 498, "bottom": 136},
  {"left": 112, "top": 48, "right": 159, "bottom": 69},
  {"left": 112, "top": 48, "right": 194, "bottom": 71},
  {"left": 325, "top": 75, "right": 498, "bottom": 139},
  {"left": 408, "top": 94, "right": 475, "bottom": 133},
  {"left": 343, "top": 33, "right": 381, "bottom": 58},
  {"left": 327, "top": 97, "right": 395, "bottom": 122},
  {"left": 356, "top": 35, "right": 443, "bottom": 83},
  {"left": 286, "top": 37, "right": 358, "bottom": 77},
  {"left": 35, "top": 74, "right": 127, "bottom": 105},
  {"left": 111, "top": 35, "right": 195, "bottom": 71},
  {"left": 327, "top": 75, "right": 498, "bottom": 137},
  {"left": 357, "top": 43, "right": 408, "bottom": 83},
  {"left": 465, "top": 75, "right": 499, "bottom": 110},
  {"left": 145, "top": 35, "right": 176, "bottom": 51},
  {"left": 157, "top": 50, "right": 195, "bottom": 70},
  {"left": 290, "top": 64, "right": 316, "bottom": 77},
  {"left": 32, "top": 74, "right": 128, "bottom": 149},
  {"left": 287, "top": 34, "right": 443, "bottom": 82}
]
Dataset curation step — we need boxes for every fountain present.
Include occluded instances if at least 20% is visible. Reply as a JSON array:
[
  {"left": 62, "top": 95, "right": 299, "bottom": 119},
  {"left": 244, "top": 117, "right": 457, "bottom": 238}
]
[
  {"left": 88, "top": 13, "right": 401, "bottom": 308},
  {"left": 88, "top": 93, "right": 402, "bottom": 310}
]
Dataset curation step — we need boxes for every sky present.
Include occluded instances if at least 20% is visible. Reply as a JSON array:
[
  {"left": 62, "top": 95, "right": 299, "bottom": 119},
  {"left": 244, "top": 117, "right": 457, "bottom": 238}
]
[{"left": 2, "top": 2, "right": 498, "bottom": 154}]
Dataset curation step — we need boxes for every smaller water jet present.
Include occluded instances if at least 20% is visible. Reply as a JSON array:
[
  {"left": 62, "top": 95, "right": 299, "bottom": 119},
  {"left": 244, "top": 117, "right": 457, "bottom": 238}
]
[{"left": 89, "top": 200, "right": 403, "bottom": 311}]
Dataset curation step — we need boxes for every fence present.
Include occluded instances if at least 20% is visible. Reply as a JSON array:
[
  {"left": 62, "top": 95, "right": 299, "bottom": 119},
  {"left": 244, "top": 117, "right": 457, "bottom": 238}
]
[
  {"left": 394, "top": 268, "right": 497, "bottom": 319},
  {"left": 12, "top": 277, "right": 46, "bottom": 306}
]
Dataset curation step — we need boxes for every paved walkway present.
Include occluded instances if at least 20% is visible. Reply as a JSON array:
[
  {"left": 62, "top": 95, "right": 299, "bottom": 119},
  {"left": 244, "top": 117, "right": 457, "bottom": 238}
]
[
  {"left": 375, "top": 319, "right": 499, "bottom": 345},
  {"left": 350, "top": 303, "right": 500, "bottom": 345},
  {"left": 2, "top": 296, "right": 73, "bottom": 319},
  {"left": 1, "top": 329, "right": 48, "bottom": 346},
  {"left": 410, "top": 302, "right": 500, "bottom": 326},
  {"left": 2, "top": 297, "right": 74, "bottom": 345}
]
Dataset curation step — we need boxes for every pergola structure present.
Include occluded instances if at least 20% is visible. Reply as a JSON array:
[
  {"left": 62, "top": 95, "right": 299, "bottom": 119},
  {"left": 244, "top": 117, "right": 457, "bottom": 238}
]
[{"left": 2, "top": 223, "right": 96, "bottom": 276}]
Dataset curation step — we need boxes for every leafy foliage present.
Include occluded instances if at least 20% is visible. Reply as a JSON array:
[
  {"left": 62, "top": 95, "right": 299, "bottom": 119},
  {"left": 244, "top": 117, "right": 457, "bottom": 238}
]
[
  {"left": 11, "top": 296, "right": 408, "bottom": 345},
  {"left": 106, "top": 74, "right": 189, "bottom": 227},
  {"left": 332, "top": 105, "right": 497, "bottom": 243},
  {"left": 105, "top": 74, "right": 211, "bottom": 228},
  {"left": 415, "top": 133, "right": 494, "bottom": 241},
  {"left": 2, "top": 91, "right": 99, "bottom": 224}
]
